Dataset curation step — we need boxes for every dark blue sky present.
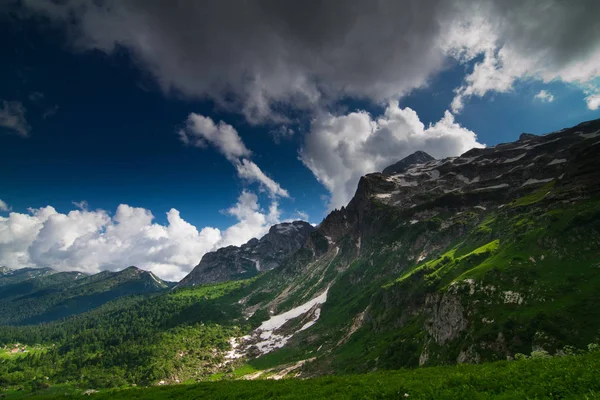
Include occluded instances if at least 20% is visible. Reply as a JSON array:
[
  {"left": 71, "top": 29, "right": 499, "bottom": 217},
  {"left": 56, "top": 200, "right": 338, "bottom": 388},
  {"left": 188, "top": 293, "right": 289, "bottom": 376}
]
[{"left": 0, "top": 18, "right": 329, "bottom": 229}]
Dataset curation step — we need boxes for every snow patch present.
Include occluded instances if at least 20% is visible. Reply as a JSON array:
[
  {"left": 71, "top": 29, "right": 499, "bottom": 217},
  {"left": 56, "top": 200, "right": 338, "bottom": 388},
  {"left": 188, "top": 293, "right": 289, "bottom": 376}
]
[
  {"left": 474, "top": 183, "right": 510, "bottom": 191},
  {"left": 521, "top": 178, "right": 554, "bottom": 187},
  {"left": 410, "top": 220, "right": 419, "bottom": 225},
  {"left": 503, "top": 153, "right": 527, "bottom": 163},
  {"left": 225, "top": 337, "right": 244, "bottom": 360},
  {"left": 428, "top": 169, "right": 440, "bottom": 180},
  {"left": 389, "top": 176, "right": 418, "bottom": 187},
  {"left": 525, "top": 137, "right": 562, "bottom": 149},
  {"left": 547, "top": 159, "right": 567, "bottom": 166},
  {"left": 275, "top": 224, "right": 299, "bottom": 235},
  {"left": 579, "top": 130, "right": 600, "bottom": 139},
  {"left": 253, "top": 289, "right": 329, "bottom": 354},
  {"left": 455, "top": 156, "right": 479, "bottom": 165},
  {"left": 443, "top": 188, "right": 459, "bottom": 194},
  {"left": 148, "top": 272, "right": 165, "bottom": 287},
  {"left": 298, "top": 308, "right": 321, "bottom": 332},
  {"left": 456, "top": 175, "right": 480, "bottom": 185}
]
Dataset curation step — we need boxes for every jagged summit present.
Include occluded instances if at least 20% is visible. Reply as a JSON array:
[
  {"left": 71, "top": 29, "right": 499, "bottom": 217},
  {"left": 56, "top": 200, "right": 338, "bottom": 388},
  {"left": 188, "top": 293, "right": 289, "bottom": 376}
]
[
  {"left": 382, "top": 151, "right": 435, "bottom": 176},
  {"left": 178, "top": 220, "right": 315, "bottom": 286}
]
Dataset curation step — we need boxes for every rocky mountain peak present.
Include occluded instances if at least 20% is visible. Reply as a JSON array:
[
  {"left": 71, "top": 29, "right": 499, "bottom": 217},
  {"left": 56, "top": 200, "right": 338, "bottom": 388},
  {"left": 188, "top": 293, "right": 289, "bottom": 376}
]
[
  {"left": 382, "top": 151, "right": 435, "bottom": 176},
  {"left": 177, "top": 220, "right": 316, "bottom": 286},
  {"left": 519, "top": 132, "right": 537, "bottom": 141}
]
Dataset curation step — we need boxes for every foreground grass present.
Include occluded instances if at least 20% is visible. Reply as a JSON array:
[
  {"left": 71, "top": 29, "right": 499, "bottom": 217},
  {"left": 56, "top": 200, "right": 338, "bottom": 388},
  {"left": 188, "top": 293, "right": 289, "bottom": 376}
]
[{"left": 9, "top": 352, "right": 600, "bottom": 399}]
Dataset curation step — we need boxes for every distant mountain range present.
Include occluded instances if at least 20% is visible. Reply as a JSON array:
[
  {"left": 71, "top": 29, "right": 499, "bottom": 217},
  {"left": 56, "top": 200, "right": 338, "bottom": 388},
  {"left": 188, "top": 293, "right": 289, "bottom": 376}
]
[{"left": 0, "top": 265, "right": 173, "bottom": 325}]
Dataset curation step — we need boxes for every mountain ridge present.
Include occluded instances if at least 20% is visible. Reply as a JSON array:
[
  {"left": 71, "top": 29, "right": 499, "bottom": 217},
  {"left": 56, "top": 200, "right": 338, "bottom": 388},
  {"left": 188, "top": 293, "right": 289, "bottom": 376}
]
[
  {"left": 219, "top": 117, "right": 600, "bottom": 374},
  {"left": 178, "top": 220, "right": 315, "bottom": 287},
  {"left": 0, "top": 265, "right": 174, "bottom": 325}
]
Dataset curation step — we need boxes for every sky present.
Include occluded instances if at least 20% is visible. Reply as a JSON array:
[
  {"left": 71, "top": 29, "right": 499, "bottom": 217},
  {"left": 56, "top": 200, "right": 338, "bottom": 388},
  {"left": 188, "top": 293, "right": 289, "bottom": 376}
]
[{"left": 1, "top": 0, "right": 599, "bottom": 281}]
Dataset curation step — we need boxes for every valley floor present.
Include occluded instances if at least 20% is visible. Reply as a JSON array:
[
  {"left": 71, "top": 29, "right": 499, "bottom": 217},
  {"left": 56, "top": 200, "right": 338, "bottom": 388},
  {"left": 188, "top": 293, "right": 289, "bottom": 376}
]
[{"left": 6, "top": 351, "right": 600, "bottom": 399}]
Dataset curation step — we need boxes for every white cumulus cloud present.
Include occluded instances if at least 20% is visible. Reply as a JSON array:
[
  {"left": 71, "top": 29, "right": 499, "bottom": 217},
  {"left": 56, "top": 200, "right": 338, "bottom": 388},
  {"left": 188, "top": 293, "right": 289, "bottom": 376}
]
[
  {"left": 0, "top": 193, "right": 281, "bottom": 281},
  {"left": 0, "top": 199, "right": 10, "bottom": 212},
  {"left": 586, "top": 93, "right": 600, "bottom": 111},
  {"left": 300, "top": 101, "right": 484, "bottom": 210}
]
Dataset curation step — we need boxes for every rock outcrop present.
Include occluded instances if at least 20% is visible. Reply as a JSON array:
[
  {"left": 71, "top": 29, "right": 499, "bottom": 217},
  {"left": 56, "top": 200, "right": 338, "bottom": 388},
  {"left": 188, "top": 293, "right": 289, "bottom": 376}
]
[{"left": 178, "top": 221, "right": 315, "bottom": 286}]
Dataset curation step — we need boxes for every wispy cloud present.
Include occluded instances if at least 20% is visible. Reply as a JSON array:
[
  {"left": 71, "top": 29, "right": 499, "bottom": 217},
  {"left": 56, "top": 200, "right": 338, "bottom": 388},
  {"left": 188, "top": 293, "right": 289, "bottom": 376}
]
[
  {"left": 0, "top": 100, "right": 30, "bottom": 137},
  {"left": 0, "top": 199, "right": 10, "bottom": 212},
  {"left": 534, "top": 90, "right": 555, "bottom": 103},
  {"left": 179, "top": 113, "right": 289, "bottom": 198}
]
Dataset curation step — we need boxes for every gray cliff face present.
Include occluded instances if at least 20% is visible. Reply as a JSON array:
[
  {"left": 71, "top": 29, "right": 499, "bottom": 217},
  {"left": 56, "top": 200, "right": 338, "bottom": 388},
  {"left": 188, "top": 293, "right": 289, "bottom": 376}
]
[
  {"left": 178, "top": 221, "right": 316, "bottom": 286},
  {"left": 424, "top": 289, "right": 468, "bottom": 345}
]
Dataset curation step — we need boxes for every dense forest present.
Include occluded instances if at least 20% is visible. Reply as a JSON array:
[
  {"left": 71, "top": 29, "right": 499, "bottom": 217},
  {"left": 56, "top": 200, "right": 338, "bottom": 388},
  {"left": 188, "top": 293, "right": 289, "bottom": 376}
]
[{"left": 0, "top": 280, "right": 255, "bottom": 389}]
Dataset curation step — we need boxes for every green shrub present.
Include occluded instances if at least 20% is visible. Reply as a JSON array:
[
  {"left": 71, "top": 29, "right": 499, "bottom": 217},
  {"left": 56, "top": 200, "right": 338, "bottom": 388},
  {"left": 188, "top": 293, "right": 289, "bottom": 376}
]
[
  {"left": 562, "top": 345, "right": 578, "bottom": 356},
  {"left": 530, "top": 350, "right": 551, "bottom": 359}
]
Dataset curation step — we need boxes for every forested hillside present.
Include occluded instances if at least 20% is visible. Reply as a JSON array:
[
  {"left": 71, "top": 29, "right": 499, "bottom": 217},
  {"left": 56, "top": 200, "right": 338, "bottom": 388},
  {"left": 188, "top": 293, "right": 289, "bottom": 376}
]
[{"left": 0, "top": 266, "right": 173, "bottom": 325}]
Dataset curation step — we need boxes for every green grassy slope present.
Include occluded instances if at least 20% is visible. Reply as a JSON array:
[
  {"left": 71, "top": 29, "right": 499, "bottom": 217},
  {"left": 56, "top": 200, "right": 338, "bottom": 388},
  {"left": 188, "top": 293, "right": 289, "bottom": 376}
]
[{"left": 8, "top": 351, "right": 600, "bottom": 399}]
